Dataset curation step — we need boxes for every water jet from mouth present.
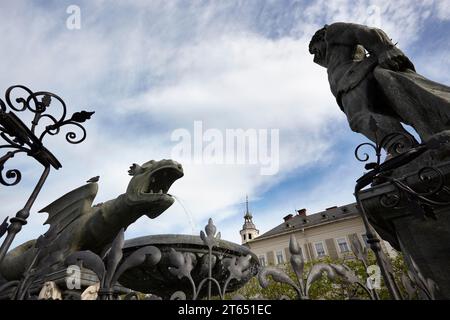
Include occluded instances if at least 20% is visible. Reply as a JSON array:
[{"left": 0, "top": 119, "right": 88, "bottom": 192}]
[{"left": 172, "top": 195, "right": 197, "bottom": 234}]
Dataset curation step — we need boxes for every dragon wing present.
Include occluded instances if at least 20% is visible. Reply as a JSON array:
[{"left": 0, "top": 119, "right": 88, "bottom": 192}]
[{"left": 38, "top": 182, "right": 99, "bottom": 236}]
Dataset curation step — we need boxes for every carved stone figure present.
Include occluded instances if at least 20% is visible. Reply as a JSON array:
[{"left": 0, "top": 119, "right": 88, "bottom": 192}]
[
  {"left": 38, "top": 281, "right": 62, "bottom": 300},
  {"left": 81, "top": 282, "right": 100, "bottom": 300},
  {"left": 309, "top": 22, "right": 450, "bottom": 155},
  {"left": 0, "top": 159, "right": 183, "bottom": 282}
]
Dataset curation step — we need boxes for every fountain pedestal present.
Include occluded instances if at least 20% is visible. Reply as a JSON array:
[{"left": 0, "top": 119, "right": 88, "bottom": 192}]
[
  {"left": 120, "top": 234, "right": 259, "bottom": 299},
  {"left": 358, "top": 160, "right": 450, "bottom": 299}
]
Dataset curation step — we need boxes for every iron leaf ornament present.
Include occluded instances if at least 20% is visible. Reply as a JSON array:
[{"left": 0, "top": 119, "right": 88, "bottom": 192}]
[
  {"left": 167, "top": 249, "right": 196, "bottom": 280},
  {"left": 200, "top": 218, "right": 221, "bottom": 249},
  {"left": 66, "top": 228, "right": 162, "bottom": 300},
  {"left": 69, "top": 111, "right": 95, "bottom": 123},
  {"left": 257, "top": 235, "right": 375, "bottom": 300},
  {"left": 224, "top": 255, "right": 252, "bottom": 282},
  {"left": 168, "top": 218, "right": 256, "bottom": 300}
]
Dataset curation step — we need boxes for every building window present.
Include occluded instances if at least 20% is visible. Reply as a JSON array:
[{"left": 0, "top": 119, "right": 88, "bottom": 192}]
[
  {"left": 314, "top": 242, "right": 326, "bottom": 258},
  {"left": 243, "top": 234, "right": 246, "bottom": 241},
  {"left": 276, "top": 251, "right": 284, "bottom": 264},
  {"left": 259, "top": 255, "right": 266, "bottom": 267},
  {"left": 336, "top": 237, "right": 350, "bottom": 253},
  {"left": 248, "top": 234, "right": 252, "bottom": 240}
]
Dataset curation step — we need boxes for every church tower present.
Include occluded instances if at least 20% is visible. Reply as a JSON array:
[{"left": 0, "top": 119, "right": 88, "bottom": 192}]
[{"left": 240, "top": 195, "right": 259, "bottom": 244}]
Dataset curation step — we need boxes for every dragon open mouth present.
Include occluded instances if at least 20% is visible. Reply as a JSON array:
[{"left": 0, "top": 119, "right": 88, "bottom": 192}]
[
  {"left": 127, "top": 160, "right": 184, "bottom": 218},
  {"left": 142, "top": 165, "right": 184, "bottom": 196}
]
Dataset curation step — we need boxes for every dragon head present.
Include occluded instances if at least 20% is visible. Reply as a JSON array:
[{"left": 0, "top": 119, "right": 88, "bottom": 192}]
[{"left": 126, "top": 159, "right": 184, "bottom": 218}]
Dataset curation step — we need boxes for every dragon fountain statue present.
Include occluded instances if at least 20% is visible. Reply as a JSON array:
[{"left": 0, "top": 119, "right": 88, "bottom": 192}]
[{"left": 0, "top": 159, "right": 184, "bottom": 284}]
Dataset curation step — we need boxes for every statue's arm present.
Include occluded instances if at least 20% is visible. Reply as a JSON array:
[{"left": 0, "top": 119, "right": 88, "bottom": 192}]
[
  {"left": 326, "top": 22, "right": 415, "bottom": 71},
  {"left": 326, "top": 23, "right": 394, "bottom": 54}
]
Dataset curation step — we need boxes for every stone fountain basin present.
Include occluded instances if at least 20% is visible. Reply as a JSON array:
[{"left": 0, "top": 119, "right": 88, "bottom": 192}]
[{"left": 119, "top": 234, "right": 259, "bottom": 299}]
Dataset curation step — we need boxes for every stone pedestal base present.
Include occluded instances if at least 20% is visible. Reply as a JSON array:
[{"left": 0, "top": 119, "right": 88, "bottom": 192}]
[{"left": 359, "top": 160, "right": 450, "bottom": 299}]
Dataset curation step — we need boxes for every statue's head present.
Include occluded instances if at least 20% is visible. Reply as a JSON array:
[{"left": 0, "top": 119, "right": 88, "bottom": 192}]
[
  {"left": 126, "top": 159, "right": 184, "bottom": 218},
  {"left": 309, "top": 25, "right": 328, "bottom": 68}
]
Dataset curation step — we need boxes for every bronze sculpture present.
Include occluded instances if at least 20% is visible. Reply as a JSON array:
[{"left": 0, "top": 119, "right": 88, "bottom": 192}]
[
  {"left": 310, "top": 23, "right": 450, "bottom": 298},
  {"left": 309, "top": 22, "right": 450, "bottom": 155},
  {"left": 0, "top": 159, "right": 183, "bottom": 281}
]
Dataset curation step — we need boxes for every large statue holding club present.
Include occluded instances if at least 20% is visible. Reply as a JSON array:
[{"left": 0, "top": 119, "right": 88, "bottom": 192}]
[
  {"left": 310, "top": 22, "right": 450, "bottom": 299},
  {"left": 309, "top": 22, "right": 450, "bottom": 155}
]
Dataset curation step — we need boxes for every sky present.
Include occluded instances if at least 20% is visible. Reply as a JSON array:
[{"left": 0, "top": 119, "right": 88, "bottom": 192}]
[{"left": 0, "top": 0, "right": 449, "bottom": 247}]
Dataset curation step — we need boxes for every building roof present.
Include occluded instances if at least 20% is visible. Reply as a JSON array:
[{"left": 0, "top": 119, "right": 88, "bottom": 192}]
[
  {"left": 250, "top": 203, "right": 360, "bottom": 242},
  {"left": 242, "top": 220, "right": 257, "bottom": 230}
]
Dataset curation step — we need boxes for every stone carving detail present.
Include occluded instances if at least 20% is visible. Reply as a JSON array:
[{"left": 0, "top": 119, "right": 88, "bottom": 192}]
[
  {"left": 81, "top": 283, "right": 100, "bottom": 300},
  {"left": 38, "top": 281, "right": 62, "bottom": 300}
]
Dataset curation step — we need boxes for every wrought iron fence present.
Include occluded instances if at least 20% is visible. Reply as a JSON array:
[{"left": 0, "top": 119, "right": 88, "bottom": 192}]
[
  {"left": 353, "top": 117, "right": 443, "bottom": 299},
  {"left": 0, "top": 105, "right": 443, "bottom": 300},
  {"left": 23, "top": 218, "right": 427, "bottom": 300}
]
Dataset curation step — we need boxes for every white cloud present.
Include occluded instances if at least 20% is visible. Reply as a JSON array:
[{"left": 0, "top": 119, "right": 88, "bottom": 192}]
[
  {"left": 301, "top": 0, "right": 442, "bottom": 47},
  {"left": 435, "top": 0, "right": 450, "bottom": 20},
  {"left": 218, "top": 159, "right": 362, "bottom": 243}
]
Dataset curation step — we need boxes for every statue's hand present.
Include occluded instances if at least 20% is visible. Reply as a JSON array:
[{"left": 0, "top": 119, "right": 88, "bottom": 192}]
[{"left": 378, "top": 47, "right": 413, "bottom": 71}]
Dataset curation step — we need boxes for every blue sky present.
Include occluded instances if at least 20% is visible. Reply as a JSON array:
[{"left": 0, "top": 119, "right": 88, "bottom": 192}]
[{"left": 0, "top": 0, "right": 449, "bottom": 246}]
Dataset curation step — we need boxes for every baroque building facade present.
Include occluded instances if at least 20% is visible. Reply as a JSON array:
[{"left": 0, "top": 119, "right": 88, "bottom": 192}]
[{"left": 240, "top": 202, "right": 396, "bottom": 266}]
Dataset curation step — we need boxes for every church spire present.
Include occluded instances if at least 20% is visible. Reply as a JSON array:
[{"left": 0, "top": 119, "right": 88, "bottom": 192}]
[
  {"left": 246, "top": 195, "right": 249, "bottom": 213},
  {"left": 240, "top": 195, "right": 259, "bottom": 244},
  {"left": 244, "top": 195, "right": 252, "bottom": 220}
]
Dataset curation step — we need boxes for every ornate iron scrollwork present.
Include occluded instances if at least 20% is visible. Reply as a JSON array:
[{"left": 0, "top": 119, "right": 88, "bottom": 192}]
[
  {"left": 0, "top": 84, "right": 94, "bottom": 268},
  {"left": 0, "top": 85, "right": 94, "bottom": 187}
]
